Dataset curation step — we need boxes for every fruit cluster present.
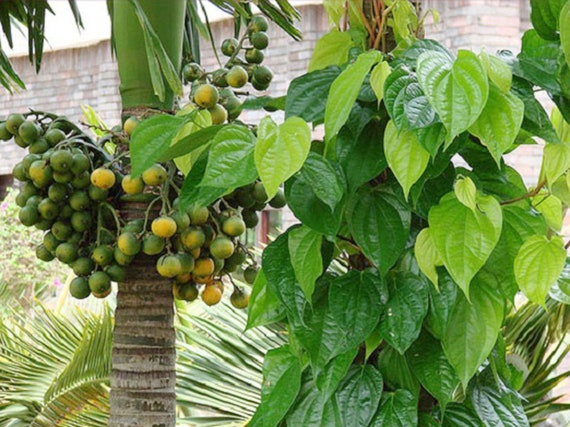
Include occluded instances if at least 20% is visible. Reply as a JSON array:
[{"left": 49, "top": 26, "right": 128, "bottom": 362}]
[
  {"left": 182, "top": 15, "right": 274, "bottom": 124},
  {"left": 5, "top": 111, "right": 282, "bottom": 308}
]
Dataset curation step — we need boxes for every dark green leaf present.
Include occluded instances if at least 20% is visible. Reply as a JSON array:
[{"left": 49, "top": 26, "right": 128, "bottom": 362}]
[
  {"left": 299, "top": 153, "right": 345, "bottom": 211},
  {"left": 347, "top": 184, "right": 411, "bottom": 275},
  {"left": 335, "top": 365, "right": 384, "bottom": 427},
  {"left": 246, "top": 269, "right": 286, "bottom": 330},
  {"left": 530, "top": 0, "right": 566, "bottom": 40},
  {"left": 516, "top": 30, "right": 562, "bottom": 94},
  {"left": 407, "top": 330, "right": 460, "bottom": 407},
  {"left": 130, "top": 115, "right": 186, "bottom": 176},
  {"left": 370, "top": 390, "right": 418, "bottom": 427},
  {"left": 379, "top": 271, "right": 429, "bottom": 354},
  {"left": 285, "top": 175, "right": 344, "bottom": 239},
  {"left": 336, "top": 120, "right": 388, "bottom": 190},
  {"left": 510, "top": 77, "right": 558, "bottom": 143},
  {"left": 470, "top": 370, "right": 529, "bottom": 427},
  {"left": 179, "top": 151, "right": 227, "bottom": 209},
  {"left": 425, "top": 270, "right": 458, "bottom": 339},
  {"left": 378, "top": 345, "right": 421, "bottom": 397},
  {"left": 314, "top": 348, "right": 359, "bottom": 398},
  {"left": 285, "top": 66, "right": 341, "bottom": 122},
  {"left": 249, "top": 345, "right": 302, "bottom": 427},
  {"left": 443, "top": 403, "right": 484, "bottom": 427},
  {"left": 288, "top": 226, "right": 323, "bottom": 302},
  {"left": 393, "top": 38, "right": 454, "bottom": 69},
  {"left": 286, "top": 378, "right": 340, "bottom": 426},
  {"left": 262, "top": 229, "right": 306, "bottom": 326},
  {"left": 200, "top": 125, "right": 257, "bottom": 188},
  {"left": 442, "top": 273, "right": 505, "bottom": 387}
]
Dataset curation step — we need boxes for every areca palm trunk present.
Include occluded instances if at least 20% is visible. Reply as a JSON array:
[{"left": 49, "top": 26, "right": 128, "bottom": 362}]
[{"left": 109, "top": 1, "right": 185, "bottom": 426}]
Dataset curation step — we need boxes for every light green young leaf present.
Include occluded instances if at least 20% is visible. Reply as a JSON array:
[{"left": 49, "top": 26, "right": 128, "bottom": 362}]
[
  {"left": 414, "top": 228, "right": 442, "bottom": 289},
  {"left": 417, "top": 50, "right": 489, "bottom": 145},
  {"left": 541, "top": 142, "right": 570, "bottom": 187},
  {"left": 532, "top": 192, "right": 563, "bottom": 231},
  {"left": 308, "top": 29, "right": 355, "bottom": 72},
  {"left": 429, "top": 193, "right": 502, "bottom": 298},
  {"left": 255, "top": 116, "right": 311, "bottom": 199},
  {"left": 200, "top": 125, "right": 257, "bottom": 188},
  {"left": 479, "top": 51, "right": 512, "bottom": 93},
  {"left": 442, "top": 274, "right": 504, "bottom": 388},
  {"left": 552, "top": 106, "right": 570, "bottom": 142},
  {"left": 562, "top": 2, "right": 570, "bottom": 70},
  {"left": 454, "top": 176, "right": 477, "bottom": 211},
  {"left": 469, "top": 84, "right": 524, "bottom": 166},
  {"left": 370, "top": 61, "right": 391, "bottom": 104},
  {"left": 325, "top": 50, "right": 382, "bottom": 143},
  {"left": 288, "top": 226, "right": 323, "bottom": 303},
  {"left": 384, "top": 120, "right": 430, "bottom": 199},
  {"left": 514, "top": 235, "right": 566, "bottom": 306},
  {"left": 173, "top": 109, "right": 212, "bottom": 175}
]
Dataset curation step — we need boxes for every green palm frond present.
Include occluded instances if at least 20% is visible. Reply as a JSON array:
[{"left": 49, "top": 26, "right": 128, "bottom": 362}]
[
  {"left": 504, "top": 298, "right": 570, "bottom": 425},
  {"left": 175, "top": 300, "right": 287, "bottom": 426},
  {"left": 0, "top": 305, "right": 110, "bottom": 427}
]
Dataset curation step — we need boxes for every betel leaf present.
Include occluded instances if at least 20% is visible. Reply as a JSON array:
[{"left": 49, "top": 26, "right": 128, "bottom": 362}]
[
  {"left": 407, "top": 330, "right": 460, "bottom": 407},
  {"left": 172, "top": 109, "right": 212, "bottom": 175},
  {"left": 335, "top": 365, "right": 384, "bottom": 427},
  {"left": 288, "top": 225, "right": 323, "bottom": 302},
  {"left": 379, "top": 271, "right": 429, "bottom": 354},
  {"left": 468, "top": 83, "right": 524, "bottom": 166},
  {"left": 480, "top": 51, "right": 512, "bottom": 93},
  {"left": 285, "top": 66, "right": 341, "bottom": 123},
  {"left": 324, "top": 50, "right": 382, "bottom": 142},
  {"left": 179, "top": 151, "right": 227, "bottom": 210},
  {"left": 377, "top": 345, "right": 420, "bottom": 396},
  {"left": 393, "top": 38, "right": 455, "bottom": 69},
  {"left": 246, "top": 268, "right": 286, "bottom": 330},
  {"left": 561, "top": 2, "right": 570, "bottom": 69},
  {"left": 347, "top": 184, "right": 411, "bottom": 275},
  {"left": 541, "top": 142, "right": 570, "bottom": 187},
  {"left": 516, "top": 30, "right": 562, "bottom": 95},
  {"left": 285, "top": 174, "right": 343, "bottom": 238},
  {"left": 510, "top": 77, "right": 559, "bottom": 144},
  {"left": 299, "top": 152, "right": 345, "bottom": 212},
  {"left": 442, "top": 273, "right": 505, "bottom": 387},
  {"left": 315, "top": 348, "right": 358, "bottom": 399},
  {"left": 470, "top": 371, "right": 529, "bottom": 427},
  {"left": 313, "top": 347, "right": 358, "bottom": 398},
  {"left": 326, "top": 269, "right": 387, "bottom": 357},
  {"left": 285, "top": 378, "right": 340, "bottom": 426},
  {"left": 370, "top": 390, "right": 418, "bottom": 427},
  {"left": 370, "top": 60, "right": 391, "bottom": 104},
  {"left": 532, "top": 192, "right": 563, "bottom": 231},
  {"left": 384, "top": 66, "right": 437, "bottom": 131},
  {"left": 454, "top": 176, "right": 477, "bottom": 211},
  {"left": 417, "top": 50, "right": 489, "bottom": 145},
  {"left": 336, "top": 120, "right": 388, "bottom": 190},
  {"left": 425, "top": 270, "right": 458, "bottom": 339},
  {"left": 514, "top": 235, "right": 567, "bottom": 306},
  {"left": 254, "top": 116, "right": 311, "bottom": 199},
  {"left": 249, "top": 345, "right": 302, "bottom": 427},
  {"left": 443, "top": 403, "right": 483, "bottom": 427},
  {"left": 130, "top": 114, "right": 186, "bottom": 176},
  {"left": 262, "top": 229, "right": 306, "bottom": 325},
  {"left": 384, "top": 120, "right": 430, "bottom": 199},
  {"left": 484, "top": 206, "right": 547, "bottom": 301},
  {"left": 530, "top": 0, "right": 566, "bottom": 41},
  {"left": 414, "top": 122, "right": 446, "bottom": 157},
  {"left": 414, "top": 228, "right": 442, "bottom": 288},
  {"left": 159, "top": 125, "right": 223, "bottom": 162},
  {"left": 428, "top": 192, "right": 502, "bottom": 298},
  {"left": 308, "top": 29, "right": 355, "bottom": 72},
  {"left": 199, "top": 125, "right": 257, "bottom": 188}
]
